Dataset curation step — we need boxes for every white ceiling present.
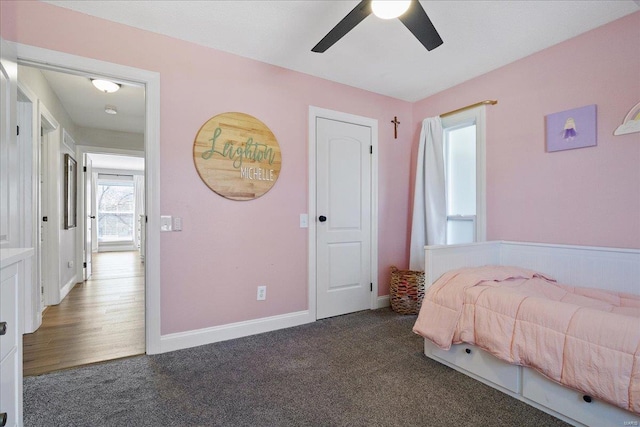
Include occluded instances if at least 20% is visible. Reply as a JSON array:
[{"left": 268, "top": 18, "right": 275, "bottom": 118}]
[
  {"left": 36, "top": 1, "right": 638, "bottom": 137},
  {"left": 44, "top": 0, "right": 639, "bottom": 103},
  {"left": 40, "top": 69, "right": 145, "bottom": 134}
]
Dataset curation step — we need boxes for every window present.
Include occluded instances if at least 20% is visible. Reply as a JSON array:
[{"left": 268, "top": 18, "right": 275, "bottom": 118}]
[
  {"left": 442, "top": 107, "right": 486, "bottom": 244},
  {"left": 445, "top": 124, "right": 476, "bottom": 244},
  {"left": 97, "top": 179, "right": 135, "bottom": 243}
]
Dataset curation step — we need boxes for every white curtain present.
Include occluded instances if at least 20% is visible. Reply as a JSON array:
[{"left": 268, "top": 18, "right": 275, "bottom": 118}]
[
  {"left": 133, "top": 175, "right": 145, "bottom": 248},
  {"left": 409, "top": 116, "right": 447, "bottom": 271}
]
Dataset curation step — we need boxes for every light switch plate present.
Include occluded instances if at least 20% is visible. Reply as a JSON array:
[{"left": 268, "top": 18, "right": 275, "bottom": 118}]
[
  {"left": 300, "top": 214, "right": 308, "bottom": 228},
  {"left": 173, "top": 217, "right": 182, "bottom": 231},
  {"left": 161, "top": 215, "right": 172, "bottom": 232}
]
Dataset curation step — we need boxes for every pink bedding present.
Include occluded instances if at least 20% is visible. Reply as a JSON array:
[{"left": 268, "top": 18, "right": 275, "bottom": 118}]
[{"left": 412, "top": 265, "right": 640, "bottom": 414}]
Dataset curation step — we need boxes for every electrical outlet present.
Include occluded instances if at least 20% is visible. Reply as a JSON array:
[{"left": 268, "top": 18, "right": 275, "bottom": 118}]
[{"left": 257, "top": 285, "right": 267, "bottom": 301}]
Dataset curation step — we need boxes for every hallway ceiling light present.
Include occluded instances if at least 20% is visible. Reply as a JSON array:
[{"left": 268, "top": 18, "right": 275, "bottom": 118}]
[
  {"left": 92, "top": 79, "right": 121, "bottom": 93},
  {"left": 105, "top": 105, "right": 118, "bottom": 115}
]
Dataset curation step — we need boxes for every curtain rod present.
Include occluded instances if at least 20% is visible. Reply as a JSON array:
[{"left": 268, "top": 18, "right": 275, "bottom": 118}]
[{"left": 440, "top": 100, "right": 498, "bottom": 118}]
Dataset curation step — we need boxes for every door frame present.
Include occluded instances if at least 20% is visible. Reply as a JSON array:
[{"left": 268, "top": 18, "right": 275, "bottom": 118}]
[
  {"left": 82, "top": 151, "right": 93, "bottom": 280},
  {"left": 14, "top": 42, "right": 162, "bottom": 354},
  {"left": 39, "top": 102, "right": 60, "bottom": 308},
  {"left": 17, "top": 81, "right": 41, "bottom": 333},
  {"left": 307, "top": 106, "right": 379, "bottom": 320}
]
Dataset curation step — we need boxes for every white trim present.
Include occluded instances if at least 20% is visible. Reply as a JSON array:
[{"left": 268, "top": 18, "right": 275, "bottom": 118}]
[
  {"left": 94, "top": 168, "right": 144, "bottom": 176},
  {"left": 39, "top": 101, "right": 60, "bottom": 306},
  {"left": 97, "top": 243, "right": 137, "bottom": 252},
  {"left": 77, "top": 145, "right": 144, "bottom": 157},
  {"left": 159, "top": 310, "right": 314, "bottom": 353},
  {"left": 370, "top": 116, "right": 379, "bottom": 310},
  {"left": 59, "top": 273, "right": 77, "bottom": 302},
  {"left": 17, "top": 81, "right": 42, "bottom": 333},
  {"left": 307, "top": 111, "right": 318, "bottom": 321},
  {"left": 376, "top": 295, "right": 390, "bottom": 309},
  {"left": 14, "top": 42, "right": 162, "bottom": 354},
  {"left": 308, "top": 106, "right": 379, "bottom": 319},
  {"left": 61, "top": 128, "right": 75, "bottom": 152}
]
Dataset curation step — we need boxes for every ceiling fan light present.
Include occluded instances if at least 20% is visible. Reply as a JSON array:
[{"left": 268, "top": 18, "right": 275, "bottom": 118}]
[
  {"left": 104, "top": 105, "right": 118, "bottom": 115},
  {"left": 371, "top": 0, "right": 411, "bottom": 19},
  {"left": 92, "top": 79, "right": 120, "bottom": 93}
]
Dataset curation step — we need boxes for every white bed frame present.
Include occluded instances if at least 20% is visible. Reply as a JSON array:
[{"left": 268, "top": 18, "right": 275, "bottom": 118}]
[{"left": 422, "top": 241, "right": 640, "bottom": 427}]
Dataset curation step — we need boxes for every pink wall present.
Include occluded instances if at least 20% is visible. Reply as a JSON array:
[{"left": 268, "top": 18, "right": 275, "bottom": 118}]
[
  {"left": 2, "top": 1, "right": 413, "bottom": 334},
  {"left": 4, "top": 2, "right": 638, "bottom": 337},
  {"left": 413, "top": 12, "right": 640, "bottom": 249}
]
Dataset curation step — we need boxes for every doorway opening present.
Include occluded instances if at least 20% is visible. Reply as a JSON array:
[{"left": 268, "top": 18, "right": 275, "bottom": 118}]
[{"left": 16, "top": 54, "right": 156, "bottom": 374}]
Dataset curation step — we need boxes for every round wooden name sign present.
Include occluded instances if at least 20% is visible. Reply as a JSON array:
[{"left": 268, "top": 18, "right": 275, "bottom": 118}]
[{"left": 193, "top": 112, "right": 282, "bottom": 201}]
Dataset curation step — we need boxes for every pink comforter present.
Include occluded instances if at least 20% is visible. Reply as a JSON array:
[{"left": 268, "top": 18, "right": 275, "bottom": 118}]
[{"left": 412, "top": 265, "right": 640, "bottom": 414}]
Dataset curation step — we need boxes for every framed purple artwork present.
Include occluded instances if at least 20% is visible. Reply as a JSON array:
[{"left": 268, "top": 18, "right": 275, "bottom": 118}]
[{"left": 545, "top": 104, "right": 597, "bottom": 152}]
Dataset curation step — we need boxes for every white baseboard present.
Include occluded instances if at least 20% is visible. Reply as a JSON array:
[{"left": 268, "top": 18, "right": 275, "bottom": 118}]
[
  {"left": 59, "top": 275, "right": 77, "bottom": 302},
  {"left": 159, "top": 310, "right": 315, "bottom": 353},
  {"left": 159, "top": 301, "right": 393, "bottom": 354},
  {"left": 98, "top": 244, "right": 136, "bottom": 252},
  {"left": 376, "top": 295, "right": 390, "bottom": 309}
]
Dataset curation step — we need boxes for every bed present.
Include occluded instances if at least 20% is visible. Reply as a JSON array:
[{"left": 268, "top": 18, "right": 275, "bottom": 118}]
[{"left": 413, "top": 241, "right": 640, "bottom": 427}]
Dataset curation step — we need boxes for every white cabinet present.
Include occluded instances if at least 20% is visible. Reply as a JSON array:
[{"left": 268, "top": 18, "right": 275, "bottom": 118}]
[
  {"left": 424, "top": 338, "right": 640, "bottom": 427},
  {"left": 429, "top": 340, "right": 521, "bottom": 394},
  {"left": 522, "top": 369, "right": 640, "bottom": 427},
  {"left": 1, "top": 248, "right": 33, "bottom": 427}
]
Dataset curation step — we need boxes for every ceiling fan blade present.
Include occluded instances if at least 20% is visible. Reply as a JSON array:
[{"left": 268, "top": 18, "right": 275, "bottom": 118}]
[
  {"left": 399, "top": 1, "right": 443, "bottom": 51},
  {"left": 312, "top": 0, "right": 372, "bottom": 53}
]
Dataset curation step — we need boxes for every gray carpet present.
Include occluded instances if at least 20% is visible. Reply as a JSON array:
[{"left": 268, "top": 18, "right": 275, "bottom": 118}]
[{"left": 24, "top": 308, "right": 567, "bottom": 426}]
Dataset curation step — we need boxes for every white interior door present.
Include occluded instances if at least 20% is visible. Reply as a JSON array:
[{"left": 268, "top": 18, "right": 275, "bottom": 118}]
[
  {"left": 39, "top": 104, "right": 60, "bottom": 307},
  {"left": 83, "top": 153, "right": 93, "bottom": 280},
  {"left": 316, "top": 117, "right": 372, "bottom": 319}
]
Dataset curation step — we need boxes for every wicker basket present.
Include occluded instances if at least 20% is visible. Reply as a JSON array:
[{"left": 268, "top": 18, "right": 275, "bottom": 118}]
[{"left": 389, "top": 266, "right": 425, "bottom": 315}]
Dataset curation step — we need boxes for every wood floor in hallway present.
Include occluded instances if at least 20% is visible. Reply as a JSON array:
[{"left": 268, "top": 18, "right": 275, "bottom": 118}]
[{"left": 23, "top": 251, "right": 145, "bottom": 376}]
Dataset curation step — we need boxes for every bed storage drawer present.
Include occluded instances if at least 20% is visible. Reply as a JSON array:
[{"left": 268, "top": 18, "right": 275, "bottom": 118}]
[
  {"left": 427, "top": 341, "right": 521, "bottom": 394},
  {"left": 522, "top": 368, "right": 640, "bottom": 427}
]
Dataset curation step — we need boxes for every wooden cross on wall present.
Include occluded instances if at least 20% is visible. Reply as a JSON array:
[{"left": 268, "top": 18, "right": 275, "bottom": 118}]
[{"left": 391, "top": 116, "right": 400, "bottom": 139}]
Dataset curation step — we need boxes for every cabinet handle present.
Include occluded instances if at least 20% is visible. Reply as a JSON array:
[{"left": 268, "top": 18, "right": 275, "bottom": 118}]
[
  {"left": 583, "top": 395, "right": 592, "bottom": 403},
  {"left": 465, "top": 348, "right": 471, "bottom": 354},
  {"left": 0, "top": 322, "right": 7, "bottom": 336},
  {"left": 1, "top": 412, "right": 7, "bottom": 427}
]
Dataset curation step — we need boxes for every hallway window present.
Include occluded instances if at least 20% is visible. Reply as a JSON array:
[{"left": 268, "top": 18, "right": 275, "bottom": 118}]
[{"left": 97, "top": 179, "right": 135, "bottom": 243}]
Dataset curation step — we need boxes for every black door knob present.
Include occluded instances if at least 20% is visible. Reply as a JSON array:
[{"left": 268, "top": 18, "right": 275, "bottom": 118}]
[
  {"left": 318, "top": 215, "right": 327, "bottom": 222},
  {"left": 0, "top": 322, "right": 6, "bottom": 336},
  {"left": 1, "top": 412, "right": 7, "bottom": 427},
  {"left": 89, "top": 215, "right": 96, "bottom": 219}
]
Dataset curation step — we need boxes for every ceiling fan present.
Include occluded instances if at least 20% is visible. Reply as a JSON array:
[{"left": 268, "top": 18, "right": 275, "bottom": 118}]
[{"left": 312, "top": 0, "right": 443, "bottom": 53}]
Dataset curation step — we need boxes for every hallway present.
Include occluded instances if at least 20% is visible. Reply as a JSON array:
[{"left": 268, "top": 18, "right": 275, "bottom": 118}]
[{"left": 23, "top": 251, "right": 145, "bottom": 376}]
